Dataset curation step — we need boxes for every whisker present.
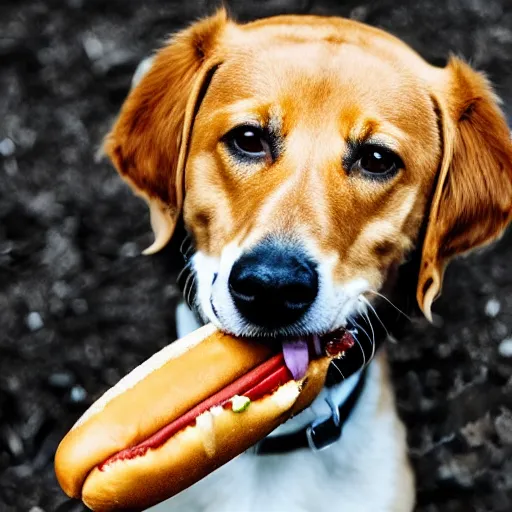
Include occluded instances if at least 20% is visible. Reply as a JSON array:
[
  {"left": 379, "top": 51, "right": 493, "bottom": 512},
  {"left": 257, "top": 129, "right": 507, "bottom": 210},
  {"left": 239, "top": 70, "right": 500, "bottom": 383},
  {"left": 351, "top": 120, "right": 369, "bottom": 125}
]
[
  {"left": 353, "top": 334, "right": 367, "bottom": 368},
  {"left": 365, "top": 289, "right": 411, "bottom": 321},
  {"left": 177, "top": 260, "right": 192, "bottom": 285},
  {"left": 183, "top": 244, "right": 195, "bottom": 258},
  {"left": 179, "top": 236, "right": 188, "bottom": 254},
  {"left": 179, "top": 235, "right": 192, "bottom": 256},
  {"left": 367, "top": 318, "right": 376, "bottom": 360},
  {"left": 179, "top": 235, "right": 196, "bottom": 261},
  {"left": 360, "top": 296, "right": 389, "bottom": 338},
  {"left": 350, "top": 318, "right": 374, "bottom": 364},
  {"left": 351, "top": 313, "right": 375, "bottom": 362},
  {"left": 182, "top": 270, "right": 195, "bottom": 306},
  {"left": 350, "top": 318, "right": 371, "bottom": 345},
  {"left": 362, "top": 309, "right": 376, "bottom": 360},
  {"left": 186, "top": 275, "right": 197, "bottom": 310},
  {"left": 330, "top": 361, "right": 346, "bottom": 381}
]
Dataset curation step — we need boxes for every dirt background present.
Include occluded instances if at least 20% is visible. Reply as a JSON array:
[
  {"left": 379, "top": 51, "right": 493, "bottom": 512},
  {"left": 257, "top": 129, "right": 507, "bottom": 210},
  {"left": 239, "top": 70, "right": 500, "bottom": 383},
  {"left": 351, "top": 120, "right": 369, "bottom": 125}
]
[{"left": 1, "top": 1, "right": 512, "bottom": 511}]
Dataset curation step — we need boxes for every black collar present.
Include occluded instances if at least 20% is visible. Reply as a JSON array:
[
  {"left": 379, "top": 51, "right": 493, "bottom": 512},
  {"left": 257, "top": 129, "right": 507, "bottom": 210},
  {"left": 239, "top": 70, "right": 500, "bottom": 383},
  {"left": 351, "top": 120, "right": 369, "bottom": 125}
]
[{"left": 253, "top": 369, "right": 368, "bottom": 454}]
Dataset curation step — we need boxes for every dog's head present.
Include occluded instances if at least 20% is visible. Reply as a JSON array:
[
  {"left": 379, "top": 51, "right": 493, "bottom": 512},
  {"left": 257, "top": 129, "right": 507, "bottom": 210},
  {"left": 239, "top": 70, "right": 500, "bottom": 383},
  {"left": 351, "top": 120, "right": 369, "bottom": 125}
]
[{"left": 104, "top": 10, "right": 512, "bottom": 342}]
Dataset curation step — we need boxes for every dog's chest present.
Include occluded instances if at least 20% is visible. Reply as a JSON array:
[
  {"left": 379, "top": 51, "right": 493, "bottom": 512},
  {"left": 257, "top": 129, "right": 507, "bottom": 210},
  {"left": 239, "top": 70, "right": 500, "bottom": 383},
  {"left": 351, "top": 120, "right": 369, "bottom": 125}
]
[{"left": 149, "top": 356, "right": 411, "bottom": 512}]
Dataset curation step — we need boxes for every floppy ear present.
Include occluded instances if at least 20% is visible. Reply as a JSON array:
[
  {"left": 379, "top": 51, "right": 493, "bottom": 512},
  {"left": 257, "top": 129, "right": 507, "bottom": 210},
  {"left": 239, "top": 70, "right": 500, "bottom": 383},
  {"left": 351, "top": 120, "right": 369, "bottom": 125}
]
[
  {"left": 417, "top": 57, "right": 512, "bottom": 320},
  {"left": 104, "top": 9, "right": 228, "bottom": 254}
]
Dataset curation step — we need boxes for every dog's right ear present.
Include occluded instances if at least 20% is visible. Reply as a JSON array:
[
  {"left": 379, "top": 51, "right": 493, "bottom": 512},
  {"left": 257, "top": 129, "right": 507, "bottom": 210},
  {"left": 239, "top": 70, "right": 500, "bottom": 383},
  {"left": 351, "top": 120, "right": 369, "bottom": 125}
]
[{"left": 104, "top": 9, "right": 228, "bottom": 254}]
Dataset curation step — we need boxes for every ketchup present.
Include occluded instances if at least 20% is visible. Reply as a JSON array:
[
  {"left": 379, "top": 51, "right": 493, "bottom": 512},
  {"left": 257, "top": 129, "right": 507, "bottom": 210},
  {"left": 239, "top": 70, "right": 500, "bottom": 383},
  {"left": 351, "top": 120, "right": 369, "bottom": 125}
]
[
  {"left": 324, "top": 330, "right": 355, "bottom": 357},
  {"left": 100, "top": 354, "right": 292, "bottom": 468}
]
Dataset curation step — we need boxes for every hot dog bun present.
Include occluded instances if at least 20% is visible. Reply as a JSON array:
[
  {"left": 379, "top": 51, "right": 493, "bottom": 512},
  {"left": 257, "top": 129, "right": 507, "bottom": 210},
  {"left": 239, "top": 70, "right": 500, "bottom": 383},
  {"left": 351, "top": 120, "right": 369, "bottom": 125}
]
[
  {"left": 55, "top": 325, "right": 271, "bottom": 500},
  {"left": 82, "top": 381, "right": 300, "bottom": 510},
  {"left": 55, "top": 325, "right": 336, "bottom": 511}
]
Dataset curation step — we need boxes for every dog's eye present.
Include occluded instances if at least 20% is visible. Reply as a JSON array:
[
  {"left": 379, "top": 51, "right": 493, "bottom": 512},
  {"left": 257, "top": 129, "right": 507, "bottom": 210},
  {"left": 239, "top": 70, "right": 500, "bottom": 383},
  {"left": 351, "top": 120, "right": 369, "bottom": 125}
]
[
  {"left": 225, "top": 126, "right": 270, "bottom": 160},
  {"left": 355, "top": 145, "right": 403, "bottom": 179}
]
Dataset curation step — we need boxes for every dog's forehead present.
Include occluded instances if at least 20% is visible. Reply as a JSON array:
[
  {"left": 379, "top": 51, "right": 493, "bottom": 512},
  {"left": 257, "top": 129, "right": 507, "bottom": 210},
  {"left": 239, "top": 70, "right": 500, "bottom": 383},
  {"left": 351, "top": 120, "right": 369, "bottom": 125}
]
[
  {"left": 201, "top": 27, "right": 435, "bottom": 132},
  {"left": 198, "top": 35, "right": 438, "bottom": 169},
  {"left": 212, "top": 39, "right": 425, "bottom": 107}
]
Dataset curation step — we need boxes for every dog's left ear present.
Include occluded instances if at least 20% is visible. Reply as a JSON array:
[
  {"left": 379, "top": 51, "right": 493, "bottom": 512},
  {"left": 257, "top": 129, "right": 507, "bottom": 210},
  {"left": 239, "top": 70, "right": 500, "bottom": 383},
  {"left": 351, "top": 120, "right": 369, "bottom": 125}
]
[{"left": 417, "top": 57, "right": 512, "bottom": 321}]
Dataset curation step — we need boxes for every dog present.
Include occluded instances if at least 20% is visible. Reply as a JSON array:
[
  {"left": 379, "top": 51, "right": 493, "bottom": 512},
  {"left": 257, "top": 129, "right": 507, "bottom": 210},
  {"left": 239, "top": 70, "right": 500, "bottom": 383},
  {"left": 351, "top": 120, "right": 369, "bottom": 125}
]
[{"left": 103, "top": 9, "right": 512, "bottom": 512}]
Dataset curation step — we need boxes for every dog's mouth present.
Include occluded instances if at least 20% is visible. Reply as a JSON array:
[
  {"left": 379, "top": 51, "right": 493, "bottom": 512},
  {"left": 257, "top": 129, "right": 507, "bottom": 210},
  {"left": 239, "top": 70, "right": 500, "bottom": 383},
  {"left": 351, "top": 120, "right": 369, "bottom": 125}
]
[
  {"left": 265, "top": 310, "right": 381, "bottom": 385},
  {"left": 221, "top": 328, "right": 357, "bottom": 381},
  {"left": 182, "top": 257, "right": 377, "bottom": 380},
  {"left": 210, "top": 295, "right": 368, "bottom": 381}
]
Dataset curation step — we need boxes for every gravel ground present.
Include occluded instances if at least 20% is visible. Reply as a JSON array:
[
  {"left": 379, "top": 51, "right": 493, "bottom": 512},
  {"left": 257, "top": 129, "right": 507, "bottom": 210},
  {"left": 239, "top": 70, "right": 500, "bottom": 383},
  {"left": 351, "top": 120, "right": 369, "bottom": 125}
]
[{"left": 1, "top": 1, "right": 512, "bottom": 511}]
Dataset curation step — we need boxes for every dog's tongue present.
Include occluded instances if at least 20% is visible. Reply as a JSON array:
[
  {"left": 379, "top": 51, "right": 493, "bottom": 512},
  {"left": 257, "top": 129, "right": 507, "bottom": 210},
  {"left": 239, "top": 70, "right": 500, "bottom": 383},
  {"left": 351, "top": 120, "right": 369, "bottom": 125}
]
[{"left": 282, "top": 339, "right": 310, "bottom": 380}]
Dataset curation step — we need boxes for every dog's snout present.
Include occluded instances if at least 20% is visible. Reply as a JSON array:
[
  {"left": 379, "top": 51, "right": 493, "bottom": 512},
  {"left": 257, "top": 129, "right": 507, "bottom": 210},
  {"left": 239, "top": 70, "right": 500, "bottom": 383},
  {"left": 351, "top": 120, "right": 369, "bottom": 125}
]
[{"left": 228, "top": 243, "right": 318, "bottom": 328}]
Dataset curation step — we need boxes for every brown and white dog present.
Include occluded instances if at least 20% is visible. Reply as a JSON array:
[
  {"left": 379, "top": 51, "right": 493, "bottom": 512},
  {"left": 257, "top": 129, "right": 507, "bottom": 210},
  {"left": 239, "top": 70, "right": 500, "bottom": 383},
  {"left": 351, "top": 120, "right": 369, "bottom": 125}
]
[{"left": 103, "top": 9, "right": 512, "bottom": 512}]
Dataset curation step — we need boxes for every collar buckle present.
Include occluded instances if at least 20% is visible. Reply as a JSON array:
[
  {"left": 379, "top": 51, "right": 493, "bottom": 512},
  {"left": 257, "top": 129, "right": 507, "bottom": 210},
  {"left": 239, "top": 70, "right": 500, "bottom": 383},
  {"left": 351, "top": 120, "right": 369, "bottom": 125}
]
[
  {"left": 252, "top": 370, "right": 367, "bottom": 455},
  {"left": 305, "top": 394, "right": 343, "bottom": 451}
]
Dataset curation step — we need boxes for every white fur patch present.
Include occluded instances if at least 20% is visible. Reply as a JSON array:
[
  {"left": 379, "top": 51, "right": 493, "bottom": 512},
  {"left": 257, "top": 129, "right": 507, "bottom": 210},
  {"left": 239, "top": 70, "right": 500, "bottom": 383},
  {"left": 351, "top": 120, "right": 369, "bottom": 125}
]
[{"left": 193, "top": 251, "right": 222, "bottom": 324}]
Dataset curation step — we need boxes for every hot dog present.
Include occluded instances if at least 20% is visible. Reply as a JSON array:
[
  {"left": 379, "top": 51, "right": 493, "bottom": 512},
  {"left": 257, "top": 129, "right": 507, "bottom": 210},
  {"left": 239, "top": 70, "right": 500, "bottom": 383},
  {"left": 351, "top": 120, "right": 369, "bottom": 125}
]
[{"left": 55, "top": 324, "right": 354, "bottom": 511}]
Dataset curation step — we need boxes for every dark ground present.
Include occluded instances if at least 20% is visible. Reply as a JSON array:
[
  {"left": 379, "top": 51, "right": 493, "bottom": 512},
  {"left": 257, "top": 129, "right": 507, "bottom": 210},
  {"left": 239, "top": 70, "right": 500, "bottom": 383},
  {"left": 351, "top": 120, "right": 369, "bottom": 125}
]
[{"left": 1, "top": 1, "right": 512, "bottom": 511}]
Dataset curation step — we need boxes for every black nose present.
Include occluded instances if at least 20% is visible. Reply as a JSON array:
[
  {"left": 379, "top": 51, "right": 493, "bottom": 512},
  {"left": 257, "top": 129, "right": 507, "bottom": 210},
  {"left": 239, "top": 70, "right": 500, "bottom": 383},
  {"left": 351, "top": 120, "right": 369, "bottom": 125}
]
[{"left": 228, "top": 241, "right": 318, "bottom": 328}]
